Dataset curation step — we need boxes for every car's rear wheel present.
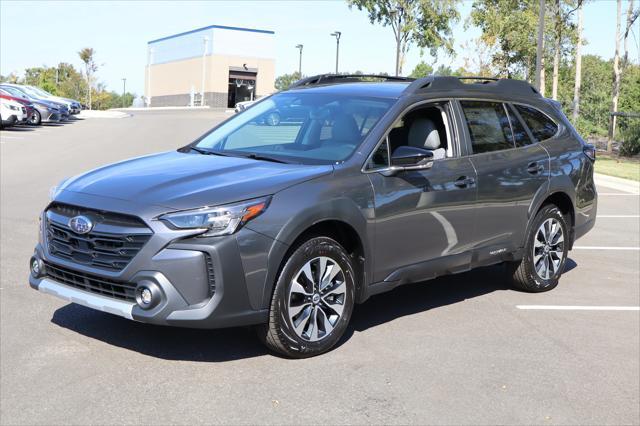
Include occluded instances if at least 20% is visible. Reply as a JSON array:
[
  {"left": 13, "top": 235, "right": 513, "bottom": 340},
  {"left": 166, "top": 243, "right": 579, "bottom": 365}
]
[
  {"left": 509, "top": 204, "right": 569, "bottom": 292},
  {"left": 29, "top": 110, "right": 41, "bottom": 126},
  {"left": 257, "top": 237, "right": 355, "bottom": 358}
]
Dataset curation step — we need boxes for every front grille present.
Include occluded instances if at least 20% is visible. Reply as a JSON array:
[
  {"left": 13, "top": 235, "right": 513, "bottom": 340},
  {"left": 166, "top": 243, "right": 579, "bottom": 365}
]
[
  {"left": 45, "top": 262, "right": 136, "bottom": 302},
  {"left": 45, "top": 203, "right": 152, "bottom": 271}
]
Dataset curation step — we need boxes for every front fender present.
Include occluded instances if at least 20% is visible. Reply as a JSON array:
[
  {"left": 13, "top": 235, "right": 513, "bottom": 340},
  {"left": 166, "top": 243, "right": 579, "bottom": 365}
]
[{"left": 246, "top": 171, "right": 374, "bottom": 308}]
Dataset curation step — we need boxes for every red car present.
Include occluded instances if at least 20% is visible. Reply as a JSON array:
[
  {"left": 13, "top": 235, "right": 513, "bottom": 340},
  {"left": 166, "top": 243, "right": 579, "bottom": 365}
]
[{"left": 0, "top": 89, "right": 37, "bottom": 125}]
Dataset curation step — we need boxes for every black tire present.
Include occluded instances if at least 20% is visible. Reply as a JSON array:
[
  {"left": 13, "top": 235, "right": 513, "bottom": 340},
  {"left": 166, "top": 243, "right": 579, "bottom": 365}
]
[
  {"left": 509, "top": 204, "right": 569, "bottom": 292},
  {"left": 257, "top": 237, "right": 356, "bottom": 358},
  {"left": 29, "top": 110, "right": 41, "bottom": 126}
]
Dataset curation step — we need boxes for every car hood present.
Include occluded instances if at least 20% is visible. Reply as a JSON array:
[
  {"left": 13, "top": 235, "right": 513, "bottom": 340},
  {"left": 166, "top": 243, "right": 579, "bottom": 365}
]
[{"left": 60, "top": 150, "right": 333, "bottom": 210}]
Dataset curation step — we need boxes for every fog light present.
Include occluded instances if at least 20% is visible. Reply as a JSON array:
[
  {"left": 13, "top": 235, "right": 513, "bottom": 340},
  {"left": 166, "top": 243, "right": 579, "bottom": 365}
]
[
  {"left": 135, "top": 282, "right": 161, "bottom": 310},
  {"left": 140, "top": 288, "right": 152, "bottom": 305},
  {"left": 30, "top": 256, "right": 44, "bottom": 278}
]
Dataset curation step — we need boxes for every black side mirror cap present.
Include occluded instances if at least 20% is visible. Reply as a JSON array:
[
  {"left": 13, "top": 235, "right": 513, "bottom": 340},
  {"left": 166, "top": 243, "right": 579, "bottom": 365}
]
[{"left": 390, "top": 146, "right": 434, "bottom": 167}]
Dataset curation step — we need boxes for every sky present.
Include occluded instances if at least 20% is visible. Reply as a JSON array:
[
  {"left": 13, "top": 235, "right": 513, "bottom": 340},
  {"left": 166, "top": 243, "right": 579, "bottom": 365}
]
[{"left": 1, "top": 0, "right": 637, "bottom": 96}]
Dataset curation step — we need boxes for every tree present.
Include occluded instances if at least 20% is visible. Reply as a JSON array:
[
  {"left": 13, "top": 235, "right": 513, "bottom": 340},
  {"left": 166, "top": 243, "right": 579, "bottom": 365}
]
[
  {"left": 572, "top": 1, "right": 583, "bottom": 120},
  {"left": 623, "top": 0, "right": 639, "bottom": 66},
  {"left": 550, "top": 0, "right": 579, "bottom": 100},
  {"left": 469, "top": 0, "right": 539, "bottom": 78},
  {"left": 536, "top": 0, "right": 546, "bottom": 93},
  {"left": 409, "top": 61, "right": 433, "bottom": 78},
  {"left": 348, "top": 0, "right": 460, "bottom": 76},
  {"left": 275, "top": 72, "right": 302, "bottom": 91},
  {"left": 78, "top": 48, "right": 98, "bottom": 109},
  {"left": 461, "top": 38, "right": 498, "bottom": 77},
  {"left": 608, "top": 0, "right": 622, "bottom": 151}
]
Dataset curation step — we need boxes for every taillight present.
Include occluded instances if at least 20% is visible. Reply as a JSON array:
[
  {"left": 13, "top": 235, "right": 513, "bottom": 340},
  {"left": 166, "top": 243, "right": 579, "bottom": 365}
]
[{"left": 583, "top": 144, "right": 596, "bottom": 161}]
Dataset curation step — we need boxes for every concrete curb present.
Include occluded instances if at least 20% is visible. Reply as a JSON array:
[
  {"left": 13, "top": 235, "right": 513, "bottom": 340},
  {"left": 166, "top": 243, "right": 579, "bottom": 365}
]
[
  {"left": 594, "top": 173, "right": 640, "bottom": 194},
  {"left": 118, "top": 106, "right": 221, "bottom": 111},
  {"left": 78, "top": 110, "right": 131, "bottom": 119}
]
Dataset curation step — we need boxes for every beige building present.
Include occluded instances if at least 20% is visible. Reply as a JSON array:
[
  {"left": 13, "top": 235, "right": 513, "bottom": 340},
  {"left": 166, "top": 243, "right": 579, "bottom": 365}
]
[{"left": 145, "top": 25, "right": 275, "bottom": 108}]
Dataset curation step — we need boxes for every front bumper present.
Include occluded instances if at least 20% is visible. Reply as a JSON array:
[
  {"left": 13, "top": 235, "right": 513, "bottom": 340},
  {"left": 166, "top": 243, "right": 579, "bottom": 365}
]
[
  {"left": 29, "top": 200, "right": 281, "bottom": 329},
  {"left": 43, "top": 111, "right": 61, "bottom": 122}
]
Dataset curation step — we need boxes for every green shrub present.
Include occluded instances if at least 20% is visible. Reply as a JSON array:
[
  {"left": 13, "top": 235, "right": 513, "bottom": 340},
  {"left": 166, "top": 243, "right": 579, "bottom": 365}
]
[{"left": 619, "top": 120, "right": 640, "bottom": 157}]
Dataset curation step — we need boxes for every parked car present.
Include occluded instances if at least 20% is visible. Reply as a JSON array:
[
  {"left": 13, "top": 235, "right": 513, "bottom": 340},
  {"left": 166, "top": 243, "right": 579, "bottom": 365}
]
[
  {"left": 20, "top": 84, "right": 81, "bottom": 114},
  {"left": 0, "top": 90, "right": 36, "bottom": 125},
  {"left": 2, "top": 84, "right": 71, "bottom": 120},
  {"left": 0, "top": 85, "right": 62, "bottom": 124},
  {"left": 1, "top": 98, "right": 28, "bottom": 128},
  {"left": 29, "top": 74, "right": 597, "bottom": 358}
]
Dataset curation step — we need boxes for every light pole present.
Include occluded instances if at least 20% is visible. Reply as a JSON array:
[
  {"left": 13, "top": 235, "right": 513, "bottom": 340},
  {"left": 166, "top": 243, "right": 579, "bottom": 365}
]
[
  {"left": 121, "top": 78, "right": 126, "bottom": 108},
  {"left": 330, "top": 31, "right": 341, "bottom": 74},
  {"left": 295, "top": 44, "right": 303, "bottom": 77},
  {"left": 147, "top": 46, "right": 153, "bottom": 107},
  {"left": 201, "top": 36, "right": 209, "bottom": 106}
]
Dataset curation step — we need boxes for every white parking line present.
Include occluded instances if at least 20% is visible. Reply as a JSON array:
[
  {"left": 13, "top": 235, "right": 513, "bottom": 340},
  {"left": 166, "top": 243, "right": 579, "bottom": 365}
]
[
  {"left": 516, "top": 305, "right": 640, "bottom": 311},
  {"left": 573, "top": 246, "right": 640, "bottom": 250},
  {"left": 596, "top": 215, "right": 640, "bottom": 218},
  {"left": 598, "top": 193, "right": 639, "bottom": 196}
]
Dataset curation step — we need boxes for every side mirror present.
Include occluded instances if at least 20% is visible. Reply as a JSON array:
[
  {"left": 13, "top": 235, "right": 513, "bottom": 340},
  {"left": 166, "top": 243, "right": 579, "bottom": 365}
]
[
  {"left": 380, "top": 146, "right": 434, "bottom": 177},
  {"left": 391, "top": 146, "right": 433, "bottom": 166}
]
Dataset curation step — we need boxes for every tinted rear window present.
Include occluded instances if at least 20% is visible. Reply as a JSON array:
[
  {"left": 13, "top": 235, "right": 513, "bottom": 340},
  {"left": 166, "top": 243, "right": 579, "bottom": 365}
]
[
  {"left": 514, "top": 104, "right": 558, "bottom": 141},
  {"left": 507, "top": 105, "right": 533, "bottom": 147},
  {"left": 460, "top": 101, "right": 514, "bottom": 153}
]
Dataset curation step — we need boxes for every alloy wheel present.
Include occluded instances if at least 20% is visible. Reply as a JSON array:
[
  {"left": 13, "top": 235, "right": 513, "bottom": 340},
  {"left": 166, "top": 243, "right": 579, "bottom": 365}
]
[
  {"left": 287, "top": 256, "right": 346, "bottom": 342},
  {"left": 532, "top": 218, "right": 565, "bottom": 280}
]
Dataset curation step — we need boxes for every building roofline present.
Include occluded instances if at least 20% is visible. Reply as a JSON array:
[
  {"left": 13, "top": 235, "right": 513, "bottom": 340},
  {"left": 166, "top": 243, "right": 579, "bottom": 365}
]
[{"left": 148, "top": 24, "right": 275, "bottom": 44}]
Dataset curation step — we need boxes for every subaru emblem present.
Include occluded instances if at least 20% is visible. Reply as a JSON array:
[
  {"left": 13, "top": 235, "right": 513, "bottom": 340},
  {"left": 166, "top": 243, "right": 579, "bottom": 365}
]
[{"left": 68, "top": 215, "right": 93, "bottom": 234}]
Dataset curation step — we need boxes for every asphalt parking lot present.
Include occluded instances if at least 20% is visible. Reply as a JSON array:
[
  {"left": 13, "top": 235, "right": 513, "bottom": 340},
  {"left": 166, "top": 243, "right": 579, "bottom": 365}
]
[{"left": 1, "top": 110, "right": 638, "bottom": 425}]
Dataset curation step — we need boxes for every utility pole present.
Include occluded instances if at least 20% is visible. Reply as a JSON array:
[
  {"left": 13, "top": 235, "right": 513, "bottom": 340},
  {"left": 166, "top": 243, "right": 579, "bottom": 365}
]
[
  {"left": 330, "top": 31, "right": 341, "bottom": 74},
  {"left": 296, "top": 44, "right": 303, "bottom": 77},
  {"left": 121, "top": 78, "right": 127, "bottom": 108}
]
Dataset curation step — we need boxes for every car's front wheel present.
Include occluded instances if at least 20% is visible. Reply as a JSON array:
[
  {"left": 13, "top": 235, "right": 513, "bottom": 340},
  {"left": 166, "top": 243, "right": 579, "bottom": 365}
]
[
  {"left": 257, "top": 237, "right": 356, "bottom": 358},
  {"left": 509, "top": 204, "right": 569, "bottom": 292},
  {"left": 29, "top": 110, "right": 41, "bottom": 126}
]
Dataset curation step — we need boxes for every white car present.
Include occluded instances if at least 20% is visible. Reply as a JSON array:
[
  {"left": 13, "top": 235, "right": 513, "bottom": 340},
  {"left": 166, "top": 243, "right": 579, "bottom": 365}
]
[{"left": 1, "top": 98, "right": 27, "bottom": 128}]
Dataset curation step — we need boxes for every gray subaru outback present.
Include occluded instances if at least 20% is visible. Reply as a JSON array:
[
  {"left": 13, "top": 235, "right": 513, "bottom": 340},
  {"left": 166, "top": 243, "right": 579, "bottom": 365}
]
[{"left": 30, "top": 75, "right": 597, "bottom": 357}]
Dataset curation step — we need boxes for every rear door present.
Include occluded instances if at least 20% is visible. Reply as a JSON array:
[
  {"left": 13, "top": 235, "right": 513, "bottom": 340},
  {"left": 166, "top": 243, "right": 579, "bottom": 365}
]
[{"left": 457, "top": 100, "right": 549, "bottom": 262}]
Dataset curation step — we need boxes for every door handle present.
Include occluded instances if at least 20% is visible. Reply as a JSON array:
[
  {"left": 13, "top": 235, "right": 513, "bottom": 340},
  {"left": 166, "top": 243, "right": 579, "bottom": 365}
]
[
  {"left": 454, "top": 176, "right": 475, "bottom": 188},
  {"left": 527, "top": 162, "right": 544, "bottom": 174}
]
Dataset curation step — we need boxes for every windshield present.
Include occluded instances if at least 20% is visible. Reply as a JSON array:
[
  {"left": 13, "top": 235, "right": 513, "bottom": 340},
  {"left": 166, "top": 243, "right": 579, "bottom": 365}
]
[
  {"left": 29, "top": 86, "right": 52, "bottom": 97},
  {"left": 1, "top": 86, "right": 30, "bottom": 100},
  {"left": 194, "top": 92, "right": 394, "bottom": 164},
  {"left": 13, "top": 86, "right": 42, "bottom": 99}
]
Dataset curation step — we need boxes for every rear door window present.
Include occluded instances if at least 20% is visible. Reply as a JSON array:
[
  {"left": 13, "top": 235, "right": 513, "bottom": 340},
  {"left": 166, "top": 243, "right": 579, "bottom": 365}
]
[
  {"left": 507, "top": 105, "right": 533, "bottom": 147},
  {"left": 514, "top": 104, "right": 558, "bottom": 141},
  {"left": 460, "top": 101, "right": 515, "bottom": 154}
]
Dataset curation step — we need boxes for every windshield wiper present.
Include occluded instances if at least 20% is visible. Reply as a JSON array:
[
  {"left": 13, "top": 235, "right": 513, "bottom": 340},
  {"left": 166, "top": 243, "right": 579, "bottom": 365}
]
[
  {"left": 189, "top": 147, "right": 230, "bottom": 157},
  {"left": 235, "top": 152, "right": 290, "bottom": 164}
]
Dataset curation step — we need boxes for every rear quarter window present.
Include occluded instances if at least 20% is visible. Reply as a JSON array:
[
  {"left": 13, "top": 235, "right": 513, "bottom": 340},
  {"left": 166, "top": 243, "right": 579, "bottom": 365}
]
[{"left": 514, "top": 104, "right": 559, "bottom": 141}]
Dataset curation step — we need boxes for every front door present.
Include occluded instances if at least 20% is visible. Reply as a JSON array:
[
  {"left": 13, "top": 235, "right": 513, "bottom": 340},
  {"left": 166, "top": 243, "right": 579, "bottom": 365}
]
[{"left": 366, "top": 101, "right": 478, "bottom": 283}]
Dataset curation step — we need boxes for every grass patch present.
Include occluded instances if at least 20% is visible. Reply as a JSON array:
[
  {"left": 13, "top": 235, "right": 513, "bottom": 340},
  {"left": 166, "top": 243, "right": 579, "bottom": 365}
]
[{"left": 595, "top": 156, "right": 640, "bottom": 181}]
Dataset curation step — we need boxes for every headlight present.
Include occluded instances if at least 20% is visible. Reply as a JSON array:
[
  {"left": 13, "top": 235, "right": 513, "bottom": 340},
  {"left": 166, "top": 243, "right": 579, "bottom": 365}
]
[{"left": 160, "top": 196, "right": 271, "bottom": 237}]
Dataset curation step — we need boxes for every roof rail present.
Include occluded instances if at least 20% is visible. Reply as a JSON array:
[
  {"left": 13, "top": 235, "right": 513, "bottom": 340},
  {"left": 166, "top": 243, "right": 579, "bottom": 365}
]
[
  {"left": 289, "top": 74, "right": 415, "bottom": 89},
  {"left": 403, "top": 76, "right": 540, "bottom": 98}
]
